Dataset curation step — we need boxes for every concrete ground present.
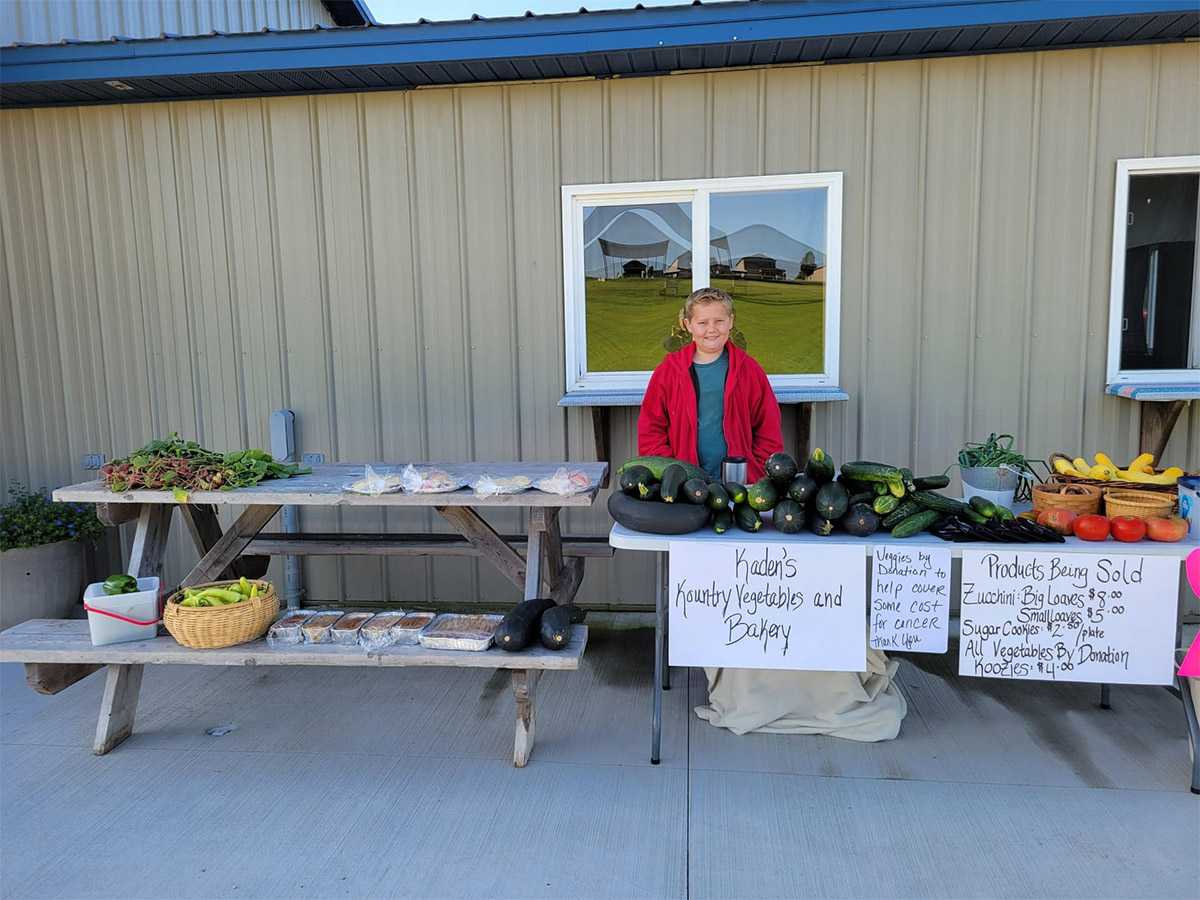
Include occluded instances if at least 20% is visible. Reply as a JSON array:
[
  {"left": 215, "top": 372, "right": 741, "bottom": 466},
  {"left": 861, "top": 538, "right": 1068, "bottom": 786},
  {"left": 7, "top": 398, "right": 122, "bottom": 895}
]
[{"left": 1, "top": 616, "right": 1196, "bottom": 900}]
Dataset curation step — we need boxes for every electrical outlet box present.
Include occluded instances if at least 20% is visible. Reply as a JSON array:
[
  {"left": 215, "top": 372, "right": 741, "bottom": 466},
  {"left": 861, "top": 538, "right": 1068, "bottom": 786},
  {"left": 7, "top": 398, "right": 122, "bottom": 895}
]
[
  {"left": 301, "top": 453, "right": 325, "bottom": 464},
  {"left": 82, "top": 454, "right": 105, "bottom": 469}
]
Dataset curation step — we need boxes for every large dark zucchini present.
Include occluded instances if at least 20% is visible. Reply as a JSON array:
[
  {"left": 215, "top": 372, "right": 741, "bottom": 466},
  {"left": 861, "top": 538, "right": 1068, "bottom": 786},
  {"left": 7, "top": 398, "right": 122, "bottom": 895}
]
[
  {"left": 809, "top": 515, "right": 835, "bottom": 536},
  {"left": 608, "top": 491, "right": 710, "bottom": 534},
  {"left": 495, "top": 597, "right": 556, "bottom": 652},
  {"left": 747, "top": 477, "right": 780, "bottom": 511},
  {"left": 617, "top": 456, "right": 709, "bottom": 482},
  {"left": 681, "top": 477, "right": 710, "bottom": 505},
  {"left": 814, "top": 481, "right": 850, "bottom": 520},
  {"left": 562, "top": 604, "right": 587, "bottom": 624},
  {"left": 705, "top": 483, "right": 730, "bottom": 511},
  {"left": 724, "top": 482, "right": 748, "bottom": 505},
  {"left": 787, "top": 473, "right": 819, "bottom": 505},
  {"left": 772, "top": 498, "right": 805, "bottom": 534},
  {"left": 712, "top": 508, "right": 734, "bottom": 534},
  {"left": 804, "top": 448, "right": 835, "bottom": 484},
  {"left": 618, "top": 465, "right": 653, "bottom": 497},
  {"left": 659, "top": 464, "right": 688, "bottom": 503},
  {"left": 764, "top": 452, "right": 798, "bottom": 485},
  {"left": 842, "top": 503, "right": 881, "bottom": 537},
  {"left": 539, "top": 604, "right": 572, "bottom": 651},
  {"left": 733, "top": 503, "right": 762, "bottom": 533}
]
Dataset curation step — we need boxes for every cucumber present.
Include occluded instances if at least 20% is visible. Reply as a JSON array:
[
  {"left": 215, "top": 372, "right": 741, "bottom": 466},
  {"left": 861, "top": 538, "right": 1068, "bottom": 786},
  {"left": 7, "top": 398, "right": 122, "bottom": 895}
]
[
  {"left": 747, "top": 477, "right": 780, "bottom": 511},
  {"left": 617, "top": 456, "right": 709, "bottom": 482},
  {"left": 913, "top": 474, "right": 951, "bottom": 491},
  {"left": 659, "top": 464, "right": 688, "bottom": 503},
  {"left": 618, "top": 465, "right": 653, "bottom": 497},
  {"left": 733, "top": 503, "right": 762, "bottom": 533},
  {"left": 764, "top": 452, "right": 798, "bottom": 486},
  {"left": 872, "top": 481, "right": 890, "bottom": 496},
  {"left": 899, "top": 467, "right": 918, "bottom": 494},
  {"left": 724, "top": 482, "right": 748, "bottom": 505},
  {"left": 881, "top": 500, "right": 921, "bottom": 529},
  {"left": 804, "top": 448, "right": 835, "bottom": 484},
  {"left": 495, "top": 597, "right": 556, "bottom": 652},
  {"left": 891, "top": 508, "right": 941, "bottom": 538},
  {"left": 993, "top": 505, "right": 1015, "bottom": 521},
  {"left": 873, "top": 494, "right": 900, "bottom": 515},
  {"left": 912, "top": 491, "right": 969, "bottom": 515},
  {"left": 840, "top": 461, "right": 905, "bottom": 484},
  {"left": 772, "top": 498, "right": 805, "bottom": 534},
  {"left": 841, "top": 503, "right": 880, "bottom": 537},
  {"left": 681, "top": 477, "right": 710, "bottom": 505},
  {"left": 968, "top": 495, "right": 997, "bottom": 518},
  {"left": 705, "top": 483, "right": 731, "bottom": 511},
  {"left": 712, "top": 508, "right": 735, "bottom": 534},
  {"left": 539, "top": 604, "right": 572, "bottom": 651},
  {"left": 962, "top": 507, "right": 989, "bottom": 525}
]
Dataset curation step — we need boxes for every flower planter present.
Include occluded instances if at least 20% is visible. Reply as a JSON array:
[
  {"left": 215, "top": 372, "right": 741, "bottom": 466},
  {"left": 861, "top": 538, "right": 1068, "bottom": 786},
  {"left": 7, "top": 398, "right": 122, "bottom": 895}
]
[{"left": 0, "top": 539, "right": 85, "bottom": 632}]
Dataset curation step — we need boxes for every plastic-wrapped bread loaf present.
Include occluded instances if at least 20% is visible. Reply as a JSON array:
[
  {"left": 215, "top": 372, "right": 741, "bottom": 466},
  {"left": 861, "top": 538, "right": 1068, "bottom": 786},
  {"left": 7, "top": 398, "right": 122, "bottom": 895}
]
[
  {"left": 418, "top": 613, "right": 505, "bottom": 651},
  {"left": 392, "top": 611, "right": 437, "bottom": 645},
  {"left": 301, "top": 611, "right": 345, "bottom": 644},
  {"left": 329, "top": 611, "right": 375, "bottom": 645},
  {"left": 358, "top": 611, "right": 407, "bottom": 651},
  {"left": 267, "top": 609, "right": 314, "bottom": 647}
]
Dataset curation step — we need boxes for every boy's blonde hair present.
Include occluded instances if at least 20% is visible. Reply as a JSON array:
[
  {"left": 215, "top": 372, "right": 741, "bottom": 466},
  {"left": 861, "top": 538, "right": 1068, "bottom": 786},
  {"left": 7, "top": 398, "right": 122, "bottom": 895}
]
[{"left": 684, "top": 287, "right": 734, "bottom": 320}]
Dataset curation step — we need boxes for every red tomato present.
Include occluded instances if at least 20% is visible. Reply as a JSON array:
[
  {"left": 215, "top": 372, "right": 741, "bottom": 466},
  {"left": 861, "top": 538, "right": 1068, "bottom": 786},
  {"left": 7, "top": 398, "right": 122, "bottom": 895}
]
[
  {"left": 1109, "top": 516, "right": 1147, "bottom": 542},
  {"left": 1144, "top": 515, "right": 1188, "bottom": 542},
  {"left": 1072, "top": 514, "right": 1110, "bottom": 541},
  {"left": 1036, "top": 508, "right": 1077, "bottom": 536}
]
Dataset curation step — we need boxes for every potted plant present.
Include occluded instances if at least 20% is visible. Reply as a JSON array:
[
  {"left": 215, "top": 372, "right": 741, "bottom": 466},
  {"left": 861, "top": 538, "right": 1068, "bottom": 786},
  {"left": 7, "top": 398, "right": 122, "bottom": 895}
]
[{"left": 0, "top": 483, "right": 107, "bottom": 631}]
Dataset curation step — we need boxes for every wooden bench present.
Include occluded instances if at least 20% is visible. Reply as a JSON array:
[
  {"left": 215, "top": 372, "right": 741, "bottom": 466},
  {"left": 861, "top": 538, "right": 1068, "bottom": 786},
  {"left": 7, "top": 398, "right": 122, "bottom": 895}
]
[{"left": 0, "top": 619, "right": 587, "bottom": 767}]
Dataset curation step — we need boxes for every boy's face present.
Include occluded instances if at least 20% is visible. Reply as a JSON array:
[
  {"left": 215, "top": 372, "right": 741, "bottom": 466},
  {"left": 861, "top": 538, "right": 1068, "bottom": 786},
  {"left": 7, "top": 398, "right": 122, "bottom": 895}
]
[{"left": 685, "top": 301, "right": 733, "bottom": 356}]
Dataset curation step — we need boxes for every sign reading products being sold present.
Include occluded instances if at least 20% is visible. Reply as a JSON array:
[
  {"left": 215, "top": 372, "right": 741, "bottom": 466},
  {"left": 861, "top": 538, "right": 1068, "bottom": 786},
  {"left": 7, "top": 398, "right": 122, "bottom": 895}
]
[{"left": 668, "top": 541, "right": 867, "bottom": 671}]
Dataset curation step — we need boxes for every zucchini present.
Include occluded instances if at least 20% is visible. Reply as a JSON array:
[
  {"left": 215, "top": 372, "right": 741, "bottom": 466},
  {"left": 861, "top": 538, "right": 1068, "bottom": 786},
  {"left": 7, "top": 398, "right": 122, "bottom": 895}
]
[
  {"left": 724, "top": 481, "right": 748, "bottom": 505},
  {"left": 881, "top": 500, "right": 921, "bottom": 529},
  {"left": 912, "top": 491, "right": 969, "bottom": 515},
  {"left": 608, "top": 491, "right": 710, "bottom": 534},
  {"left": 617, "top": 456, "right": 709, "bottom": 482},
  {"left": 747, "top": 478, "right": 780, "bottom": 511},
  {"left": 787, "top": 474, "right": 819, "bottom": 505},
  {"left": 681, "top": 477, "right": 710, "bottom": 505},
  {"left": 562, "top": 604, "right": 587, "bottom": 624},
  {"left": 804, "top": 448, "right": 835, "bottom": 484},
  {"left": 840, "top": 461, "right": 905, "bottom": 485},
  {"left": 873, "top": 494, "right": 901, "bottom": 515},
  {"left": 705, "top": 483, "right": 730, "bottom": 511},
  {"left": 638, "top": 482, "right": 661, "bottom": 502},
  {"left": 814, "top": 481, "right": 850, "bottom": 520},
  {"left": 765, "top": 452, "right": 798, "bottom": 485},
  {"left": 891, "top": 508, "right": 941, "bottom": 538},
  {"left": 842, "top": 503, "right": 881, "bottom": 537},
  {"left": 539, "top": 604, "right": 572, "bottom": 651},
  {"left": 618, "top": 465, "right": 653, "bottom": 497},
  {"left": 733, "top": 503, "right": 762, "bottom": 533},
  {"left": 772, "top": 498, "right": 805, "bottom": 534},
  {"left": 495, "top": 597, "right": 556, "bottom": 652},
  {"left": 968, "top": 495, "right": 996, "bottom": 518},
  {"left": 848, "top": 491, "right": 875, "bottom": 509},
  {"left": 712, "top": 508, "right": 735, "bottom": 534},
  {"left": 659, "top": 464, "right": 688, "bottom": 503},
  {"left": 809, "top": 515, "right": 835, "bottom": 536},
  {"left": 913, "top": 474, "right": 951, "bottom": 491}
]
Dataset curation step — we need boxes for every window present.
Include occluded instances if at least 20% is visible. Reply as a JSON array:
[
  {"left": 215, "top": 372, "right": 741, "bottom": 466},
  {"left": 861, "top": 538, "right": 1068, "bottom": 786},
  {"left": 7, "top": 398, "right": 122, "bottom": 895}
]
[
  {"left": 1107, "top": 156, "right": 1200, "bottom": 386},
  {"left": 562, "top": 173, "right": 842, "bottom": 395}
]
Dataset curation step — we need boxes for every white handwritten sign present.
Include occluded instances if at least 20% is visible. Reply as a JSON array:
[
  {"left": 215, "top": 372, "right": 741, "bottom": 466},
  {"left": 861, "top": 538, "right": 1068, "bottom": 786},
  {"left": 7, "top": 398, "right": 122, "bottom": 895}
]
[
  {"left": 668, "top": 541, "right": 867, "bottom": 671},
  {"left": 959, "top": 549, "right": 1178, "bottom": 684},
  {"left": 870, "top": 544, "right": 951, "bottom": 653}
]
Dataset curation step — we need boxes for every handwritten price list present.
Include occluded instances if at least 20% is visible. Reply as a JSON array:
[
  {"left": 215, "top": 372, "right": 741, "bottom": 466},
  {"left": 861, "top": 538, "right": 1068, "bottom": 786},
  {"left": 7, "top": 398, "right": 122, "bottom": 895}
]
[
  {"left": 958, "top": 549, "right": 1178, "bottom": 685},
  {"left": 870, "top": 545, "right": 952, "bottom": 653},
  {"left": 668, "top": 541, "right": 867, "bottom": 672}
]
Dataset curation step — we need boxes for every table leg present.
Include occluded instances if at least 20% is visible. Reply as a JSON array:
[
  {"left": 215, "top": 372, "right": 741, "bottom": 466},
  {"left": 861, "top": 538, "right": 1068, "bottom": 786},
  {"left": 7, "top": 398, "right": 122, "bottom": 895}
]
[
  {"left": 512, "top": 668, "right": 541, "bottom": 767},
  {"left": 93, "top": 663, "right": 144, "bottom": 755},
  {"left": 128, "top": 505, "right": 173, "bottom": 580},
  {"left": 525, "top": 507, "right": 562, "bottom": 601},
  {"left": 178, "top": 504, "right": 270, "bottom": 580},
  {"left": 652, "top": 551, "right": 666, "bottom": 765},
  {"left": 1100, "top": 683, "right": 1111, "bottom": 709},
  {"left": 182, "top": 505, "right": 281, "bottom": 586},
  {"left": 1176, "top": 652, "right": 1200, "bottom": 794}
]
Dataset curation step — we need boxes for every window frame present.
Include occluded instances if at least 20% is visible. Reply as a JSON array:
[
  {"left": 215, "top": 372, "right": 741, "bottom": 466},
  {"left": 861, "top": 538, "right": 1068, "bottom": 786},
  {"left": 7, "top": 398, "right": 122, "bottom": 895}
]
[
  {"left": 1105, "top": 155, "right": 1200, "bottom": 387},
  {"left": 561, "top": 172, "right": 843, "bottom": 396}
]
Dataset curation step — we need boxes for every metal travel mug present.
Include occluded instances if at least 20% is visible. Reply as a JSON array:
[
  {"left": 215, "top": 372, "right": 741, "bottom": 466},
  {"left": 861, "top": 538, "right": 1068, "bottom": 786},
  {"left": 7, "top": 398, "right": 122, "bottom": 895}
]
[{"left": 721, "top": 456, "right": 747, "bottom": 484}]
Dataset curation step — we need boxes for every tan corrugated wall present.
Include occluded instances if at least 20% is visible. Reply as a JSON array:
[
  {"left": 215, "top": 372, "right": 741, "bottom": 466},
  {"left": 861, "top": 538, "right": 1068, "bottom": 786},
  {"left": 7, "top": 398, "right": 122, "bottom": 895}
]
[
  {"left": 1, "top": 43, "right": 1197, "bottom": 607},
  {"left": 0, "top": 0, "right": 334, "bottom": 44}
]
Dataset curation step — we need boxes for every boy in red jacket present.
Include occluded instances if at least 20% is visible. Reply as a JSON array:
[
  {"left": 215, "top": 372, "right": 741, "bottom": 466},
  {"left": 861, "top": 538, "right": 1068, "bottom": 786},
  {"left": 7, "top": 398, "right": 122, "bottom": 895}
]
[{"left": 638, "top": 287, "right": 784, "bottom": 483}]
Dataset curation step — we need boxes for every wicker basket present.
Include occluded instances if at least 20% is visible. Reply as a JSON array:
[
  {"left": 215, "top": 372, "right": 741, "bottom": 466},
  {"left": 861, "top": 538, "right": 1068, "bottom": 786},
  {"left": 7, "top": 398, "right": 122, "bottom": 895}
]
[
  {"left": 163, "top": 580, "right": 279, "bottom": 649},
  {"left": 1032, "top": 482, "right": 1103, "bottom": 515},
  {"left": 1104, "top": 489, "right": 1177, "bottom": 520},
  {"left": 1047, "top": 452, "right": 1181, "bottom": 493}
]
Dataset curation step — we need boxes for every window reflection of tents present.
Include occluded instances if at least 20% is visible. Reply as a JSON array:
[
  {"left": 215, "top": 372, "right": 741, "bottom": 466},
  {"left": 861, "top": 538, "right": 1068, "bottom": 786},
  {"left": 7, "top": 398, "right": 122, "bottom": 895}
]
[
  {"left": 734, "top": 254, "right": 785, "bottom": 280},
  {"left": 599, "top": 237, "right": 668, "bottom": 278}
]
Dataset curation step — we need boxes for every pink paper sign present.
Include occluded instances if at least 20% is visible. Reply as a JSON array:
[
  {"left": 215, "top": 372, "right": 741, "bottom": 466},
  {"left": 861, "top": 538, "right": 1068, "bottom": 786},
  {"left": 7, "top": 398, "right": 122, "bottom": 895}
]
[{"left": 1180, "top": 550, "right": 1200, "bottom": 678}]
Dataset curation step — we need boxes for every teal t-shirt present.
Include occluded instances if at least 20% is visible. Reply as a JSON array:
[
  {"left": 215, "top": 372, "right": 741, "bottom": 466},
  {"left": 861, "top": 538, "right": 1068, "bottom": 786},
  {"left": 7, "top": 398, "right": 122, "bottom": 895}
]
[{"left": 693, "top": 348, "right": 729, "bottom": 478}]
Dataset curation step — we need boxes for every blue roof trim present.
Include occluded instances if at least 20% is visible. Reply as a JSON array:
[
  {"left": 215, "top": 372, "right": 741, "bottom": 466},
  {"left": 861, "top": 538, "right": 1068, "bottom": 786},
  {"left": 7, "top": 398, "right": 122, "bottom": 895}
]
[{"left": 1, "top": 0, "right": 1195, "bottom": 106}]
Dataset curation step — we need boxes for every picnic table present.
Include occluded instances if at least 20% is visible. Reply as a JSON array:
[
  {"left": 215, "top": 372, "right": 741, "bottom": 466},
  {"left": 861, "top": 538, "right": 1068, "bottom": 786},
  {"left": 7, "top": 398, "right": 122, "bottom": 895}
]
[{"left": 0, "top": 462, "right": 608, "bottom": 766}]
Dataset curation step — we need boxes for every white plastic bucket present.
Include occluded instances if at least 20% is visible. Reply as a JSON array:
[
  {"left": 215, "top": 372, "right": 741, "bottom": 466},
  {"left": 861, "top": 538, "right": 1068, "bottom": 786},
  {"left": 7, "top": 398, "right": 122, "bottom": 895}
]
[
  {"left": 1178, "top": 475, "right": 1200, "bottom": 539},
  {"left": 960, "top": 466, "right": 1019, "bottom": 510},
  {"left": 83, "top": 577, "right": 161, "bottom": 646}
]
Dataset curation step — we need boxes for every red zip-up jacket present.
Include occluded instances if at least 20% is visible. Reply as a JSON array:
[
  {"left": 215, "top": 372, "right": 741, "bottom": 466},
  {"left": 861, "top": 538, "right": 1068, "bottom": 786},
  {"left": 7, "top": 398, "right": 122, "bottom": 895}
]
[{"left": 638, "top": 341, "right": 784, "bottom": 484}]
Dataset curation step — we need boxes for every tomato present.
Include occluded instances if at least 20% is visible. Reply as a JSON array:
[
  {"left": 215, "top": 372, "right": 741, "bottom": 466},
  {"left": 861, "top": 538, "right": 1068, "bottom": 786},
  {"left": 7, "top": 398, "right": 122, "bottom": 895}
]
[
  {"left": 1109, "top": 516, "right": 1147, "bottom": 542},
  {"left": 1144, "top": 515, "right": 1188, "bottom": 542},
  {"left": 1036, "top": 508, "right": 1077, "bottom": 536},
  {"left": 1072, "top": 514, "right": 1110, "bottom": 541}
]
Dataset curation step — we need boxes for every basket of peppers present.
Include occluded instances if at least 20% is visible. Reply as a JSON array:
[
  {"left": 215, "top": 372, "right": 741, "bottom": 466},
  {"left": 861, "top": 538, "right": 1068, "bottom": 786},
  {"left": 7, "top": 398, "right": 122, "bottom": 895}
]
[{"left": 163, "top": 577, "right": 278, "bottom": 649}]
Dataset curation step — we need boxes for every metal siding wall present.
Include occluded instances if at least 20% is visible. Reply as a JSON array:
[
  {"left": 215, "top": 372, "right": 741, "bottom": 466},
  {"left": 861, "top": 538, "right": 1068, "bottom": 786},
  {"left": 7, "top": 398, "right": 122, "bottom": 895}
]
[
  {"left": 0, "top": 0, "right": 335, "bottom": 44},
  {"left": 0, "top": 44, "right": 1196, "bottom": 609}
]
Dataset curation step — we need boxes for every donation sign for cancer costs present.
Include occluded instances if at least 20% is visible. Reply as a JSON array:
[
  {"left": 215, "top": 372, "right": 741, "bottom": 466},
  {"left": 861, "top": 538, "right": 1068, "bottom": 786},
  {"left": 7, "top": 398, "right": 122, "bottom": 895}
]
[
  {"left": 958, "top": 548, "right": 1178, "bottom": 684},
  {"left": 668, "top": 541, "right": 866, "bottom": 671}
]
